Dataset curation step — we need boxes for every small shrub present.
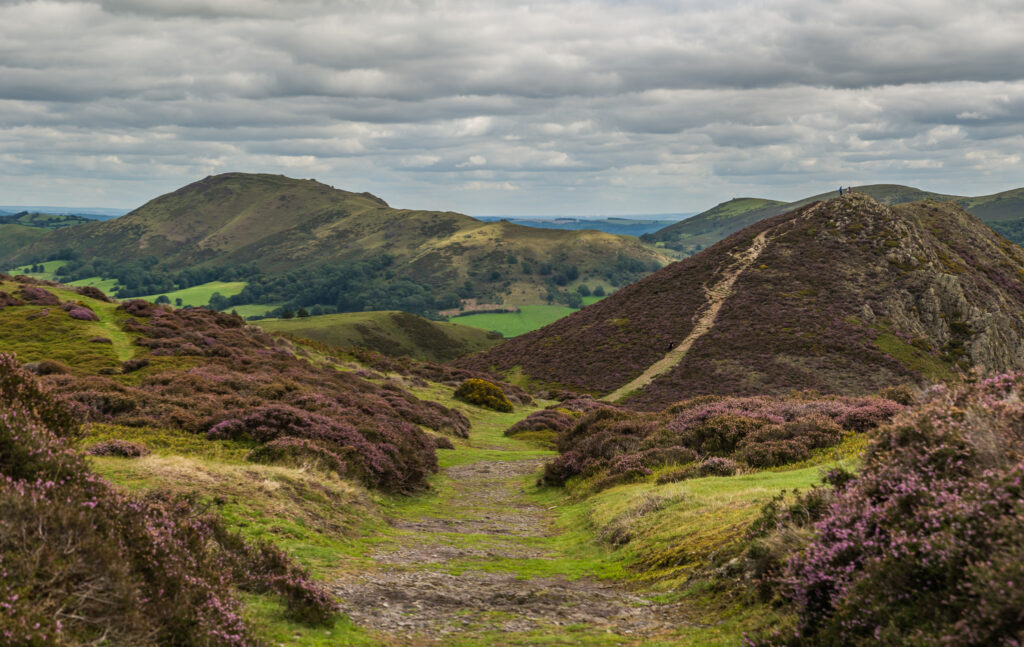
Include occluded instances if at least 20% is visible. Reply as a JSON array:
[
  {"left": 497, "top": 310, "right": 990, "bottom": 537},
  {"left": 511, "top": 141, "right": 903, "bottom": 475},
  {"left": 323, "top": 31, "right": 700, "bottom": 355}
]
[
  {"left": 121, "top": 357, "right": 150, "bottom": 373},
  {"left": 454, "top": 378, "right": 513, "bottom": 412},
  {"left": 432, "top": 435, "right": 455, "bottom": 450},
  {"left": 17, "top": 285, "right": 59, "bottom": 305},
  {"left": 85, "top": 438, "right": 150, "bottom": 458},
  {"left": 68, "top": 306, "right": 100, "bottom": 321},
  {"left": 89, "top": 336, "right": 113, "bottom": 344},
  {"left": 696, "top": 456, "right": 739, "bottom": 477}
]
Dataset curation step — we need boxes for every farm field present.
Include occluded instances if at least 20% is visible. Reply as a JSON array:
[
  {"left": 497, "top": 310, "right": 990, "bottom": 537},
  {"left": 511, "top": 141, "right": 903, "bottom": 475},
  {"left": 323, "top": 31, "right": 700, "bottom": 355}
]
[{"left": 453, "top": 297, "right": 604, "bottom": 337}]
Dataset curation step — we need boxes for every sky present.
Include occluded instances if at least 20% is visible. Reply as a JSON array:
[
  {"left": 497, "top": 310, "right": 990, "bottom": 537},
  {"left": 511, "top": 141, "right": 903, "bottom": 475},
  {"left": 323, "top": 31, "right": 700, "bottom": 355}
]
[{"left": 1, "top": 0, "right": 1022, "bottom": 216}]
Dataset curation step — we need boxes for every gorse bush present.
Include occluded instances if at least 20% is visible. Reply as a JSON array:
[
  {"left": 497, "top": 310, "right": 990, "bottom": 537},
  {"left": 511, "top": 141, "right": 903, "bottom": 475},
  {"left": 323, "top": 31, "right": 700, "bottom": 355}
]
[
  {"left": 0, "top": 353, "right": 338, "bottom": 646},
  {"left": 751, "top": 374, "right": 1024, "bottom": 646},
  {"left": 454, "top": 378, "right": 514, "bottom": 412}
]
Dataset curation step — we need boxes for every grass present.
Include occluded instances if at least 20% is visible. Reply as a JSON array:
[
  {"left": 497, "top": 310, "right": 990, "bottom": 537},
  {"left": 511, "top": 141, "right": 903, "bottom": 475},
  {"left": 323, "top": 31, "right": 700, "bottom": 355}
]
[
  {"left": 137, "top": 280, "right": 248, "bottom": 307},
  {"left": 74, "top": 352, "right": 860, "bottom": 646},
  {"left": 5, "top": 259, "right": 69, "bottom": 281},
  {"left": 453, "top": 304, "right": 584, "bottom": 337},
  {"left": 255, "top": 310, "right": 502, "bottom": 362},
  {"left": 67, "top": 276, "right": 121, "bottom": 292},
  {"left": 0, "top": 279, "right": 138, "bottom": 370}
]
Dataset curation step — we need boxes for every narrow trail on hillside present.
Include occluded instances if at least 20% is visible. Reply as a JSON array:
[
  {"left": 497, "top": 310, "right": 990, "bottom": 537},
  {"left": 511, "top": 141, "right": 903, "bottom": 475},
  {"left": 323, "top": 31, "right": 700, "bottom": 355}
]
[
  {"left": 604, "top": 221, "right": 783, "bottom": 403},
  {"left": 330, "top": 456, "right": 688, "bottom": 644}
]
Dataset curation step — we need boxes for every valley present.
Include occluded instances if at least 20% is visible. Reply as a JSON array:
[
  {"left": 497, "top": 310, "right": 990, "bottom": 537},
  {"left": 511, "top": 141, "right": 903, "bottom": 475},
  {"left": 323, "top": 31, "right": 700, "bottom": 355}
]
[{"left": 3, "top": 187, "right": 1024, "bottom": 646}]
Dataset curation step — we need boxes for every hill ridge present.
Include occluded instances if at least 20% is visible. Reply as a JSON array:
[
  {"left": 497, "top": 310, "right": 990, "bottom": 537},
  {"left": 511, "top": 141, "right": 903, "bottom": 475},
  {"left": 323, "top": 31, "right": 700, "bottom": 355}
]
[
  {"left": 462, "top": 193, "right": 1024, "bottom": 406},
  {"left": 605, "top": 213, "right": 787, "bottom": 401}
]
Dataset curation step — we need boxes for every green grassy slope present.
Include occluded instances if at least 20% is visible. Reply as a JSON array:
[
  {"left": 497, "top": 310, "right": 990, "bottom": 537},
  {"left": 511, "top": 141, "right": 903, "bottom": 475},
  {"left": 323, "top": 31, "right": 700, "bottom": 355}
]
[
  {"left": 452, "top": 297, "right": 604, "bottom": 337},
  {"left": 254, "top": 310, "right": 503, "bottom": 362},
  {"left": 0, "top": 223, "right": 48, "bottom": 259}
]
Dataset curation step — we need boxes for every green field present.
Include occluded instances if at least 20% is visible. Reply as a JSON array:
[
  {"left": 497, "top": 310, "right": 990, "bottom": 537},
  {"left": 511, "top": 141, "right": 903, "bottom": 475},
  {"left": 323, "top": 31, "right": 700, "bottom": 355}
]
[
  {"left": 5, "top": 259, "right": 70, "bottom": 281},
  {"left": 452, "top": 297, "right": 604, "bottom": 337},
  {"left": 67, "top": 276, "right": 121, "bottom": 292},
  {"left": 138, "top": 281, "right": 248, "bottom": 307}
]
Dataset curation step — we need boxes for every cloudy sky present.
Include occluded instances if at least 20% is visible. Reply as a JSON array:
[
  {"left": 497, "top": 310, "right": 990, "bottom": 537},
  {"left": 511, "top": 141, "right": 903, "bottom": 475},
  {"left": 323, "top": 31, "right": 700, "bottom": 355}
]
[{"left": 1, "top": 0, "right": 1022, "bottom": 215}]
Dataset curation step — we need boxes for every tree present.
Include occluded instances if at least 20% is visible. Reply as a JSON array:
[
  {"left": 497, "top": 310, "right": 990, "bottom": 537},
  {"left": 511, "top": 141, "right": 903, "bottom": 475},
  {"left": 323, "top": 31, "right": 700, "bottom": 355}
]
[
  {"left": 297, "top": 307, "right": 310, "bottom": 318},
  {"left": 593, "top": 285, "right": 606, "bottom": 297},
  {"left": 207, "top": 292, "right": 229, "bottom": 311},
  {"left": 567, "top": 292, "right": 583, "bottom": 309},
  {"left": 281, "top": 308, "right": 295, "bottom": 319},
  {"left": 175, "top": 298, "right": 184, "bottom": 307},
  {"left": 154, "top": 295, "right": 171, "bottom": 304},
  {"left": 576, "top": 284, "right": 591, "bottom": 296}
]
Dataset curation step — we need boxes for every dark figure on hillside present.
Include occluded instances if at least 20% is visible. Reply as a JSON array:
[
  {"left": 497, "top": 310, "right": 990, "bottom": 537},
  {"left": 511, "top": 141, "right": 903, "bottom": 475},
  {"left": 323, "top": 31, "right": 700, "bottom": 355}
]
[
  {"left": 666, "top": 341, "right": 675, "bottom": 351},
  {"left": 839, "top": 186, "right": 844, "bottom": 196}
]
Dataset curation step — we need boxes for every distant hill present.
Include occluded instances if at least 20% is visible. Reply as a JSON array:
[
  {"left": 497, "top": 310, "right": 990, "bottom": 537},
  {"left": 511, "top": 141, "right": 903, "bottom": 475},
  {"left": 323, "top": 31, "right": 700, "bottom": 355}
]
[
  {"left": 476, "top": 216, "right": 684, "bottom": 236},
  {"left": 462, "top": 194, "right": 1024, "bottom": 408},
  {"left": 645, "top": 185, "right": 1024, "bottom": 254},
  {"left": 0, "top": 206, "right": 127, "bottom": 220},
  {"left": 0, "top": 224, "right": 49, "bottom": 259},
  {"left": 7, "top": 173, "right": 669, "bottom": 309},
  {"left": 254, "top": 310, "right": 503, "bottom": 362},
  {"left": 0, "top": 211, "right": 96, "bottom": 229}
]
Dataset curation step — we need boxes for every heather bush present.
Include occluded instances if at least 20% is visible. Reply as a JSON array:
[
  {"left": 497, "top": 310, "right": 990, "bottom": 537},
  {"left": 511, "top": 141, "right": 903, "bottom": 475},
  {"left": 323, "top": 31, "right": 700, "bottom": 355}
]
[
  {"left": 74, "top": 285, "right": 112, "bottom": 302},
  {"left": 544, "top": 394, "right": 896, "bottom": 485},
  {"left": 0, "top": 353, "right": 338, "bottom": 645},
  {"left": 17, "top": 285, "right": 59, "bottom": 305},
  {"left": 504, "top": 408, "right": 575, "bottom": 437},
  {"left": 696, "top": 456, "right": 740, "bottom": 477},
  {"left": 246, "top": 437, "right": 347, "bottom": 474},
  {"left": 68, "top": 306, "right": 100, "bottom": 321},
  {"left": 37, "top": 305, "right": 471, "bottom": 492},
  {"left": 85, "top": 438, "right": 151, "bottom": 457},
  {"left": 432, "top": 434, "right": 456, "bottom": 450},
  {"left": 454, "top": 378, "right": 513, "bottom": 412},
  {"left": 751, "top": 374, "right": 1024, "bottom": 646},
  {"left": 122, "top": 357, "right": 150, "bottom": 373}
]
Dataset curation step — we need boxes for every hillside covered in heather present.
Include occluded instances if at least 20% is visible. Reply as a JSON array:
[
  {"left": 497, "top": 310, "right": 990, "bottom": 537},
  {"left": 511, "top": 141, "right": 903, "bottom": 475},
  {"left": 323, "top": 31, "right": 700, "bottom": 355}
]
[{"left": 462, "top": 193, "right": 1024, "bottom": 408}]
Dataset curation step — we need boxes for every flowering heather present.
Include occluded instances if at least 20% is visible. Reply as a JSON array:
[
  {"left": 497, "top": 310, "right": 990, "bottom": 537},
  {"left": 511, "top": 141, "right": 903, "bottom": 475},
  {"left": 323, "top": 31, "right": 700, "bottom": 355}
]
[
  {"left": 67, "top": 306, "right": 100, "bottom": 321},
  {"left": 540, "top": 394, "right": 900, "bottom": 486},
  {"left": 462, "top": 197, "right": 1024, "bottom": 407},
  {"left": 752, "top": 373, "right": 1024, "bottom": 646},
  {"left": 0, "top": 354, "right": 338, "bottom": 645},
  {"left": 39, "top": 302, "right": 466, "bottom": 492},
  {"left": 16, "top": 285, "right": 60, "bottom": 305}
]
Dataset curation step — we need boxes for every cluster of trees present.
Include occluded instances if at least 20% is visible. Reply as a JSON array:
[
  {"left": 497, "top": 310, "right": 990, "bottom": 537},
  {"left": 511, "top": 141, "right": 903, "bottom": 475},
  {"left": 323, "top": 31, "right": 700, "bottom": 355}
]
[
  {"left": 221, "top": 258, "right": 445, "bottom": 318},
  {"left": 51, "top": 254, "right": 260, "bottom": 298}
]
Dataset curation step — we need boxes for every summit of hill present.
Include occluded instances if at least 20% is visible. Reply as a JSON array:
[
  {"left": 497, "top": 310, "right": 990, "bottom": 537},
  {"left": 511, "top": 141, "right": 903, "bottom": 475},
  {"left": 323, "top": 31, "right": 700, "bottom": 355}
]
[{"left": 462, "top": 193, "right": 1024, "bottom": 408}]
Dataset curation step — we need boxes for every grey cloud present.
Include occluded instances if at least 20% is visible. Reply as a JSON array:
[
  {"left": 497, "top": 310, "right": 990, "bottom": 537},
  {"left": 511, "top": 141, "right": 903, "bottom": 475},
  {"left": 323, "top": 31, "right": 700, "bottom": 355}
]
[{"left": 0, "top": 0, "right": 1022, "bottom": 212}]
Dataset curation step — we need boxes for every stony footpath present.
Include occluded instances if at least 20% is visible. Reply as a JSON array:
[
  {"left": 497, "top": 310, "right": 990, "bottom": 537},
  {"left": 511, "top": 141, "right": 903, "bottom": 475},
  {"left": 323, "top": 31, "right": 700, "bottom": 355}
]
[{"left": 330, "top": 443, "right": 692, "bottom": 645}]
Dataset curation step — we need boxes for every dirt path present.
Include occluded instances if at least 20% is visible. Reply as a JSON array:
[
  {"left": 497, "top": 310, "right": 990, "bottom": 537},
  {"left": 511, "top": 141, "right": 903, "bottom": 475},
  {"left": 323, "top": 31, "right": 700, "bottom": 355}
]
[
  {"left": 603, "top": 226, "right": 774, "bottom": 403},
  {"left": 330, "top": 458, "right": 688, "bottom": 644}
]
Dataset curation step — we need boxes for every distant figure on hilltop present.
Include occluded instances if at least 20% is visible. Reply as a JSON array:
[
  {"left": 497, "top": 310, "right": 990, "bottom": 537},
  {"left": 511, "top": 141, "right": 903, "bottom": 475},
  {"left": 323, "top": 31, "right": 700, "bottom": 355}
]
[{"left": 839, "top": 186, "right": 844, "bottom": 196}]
